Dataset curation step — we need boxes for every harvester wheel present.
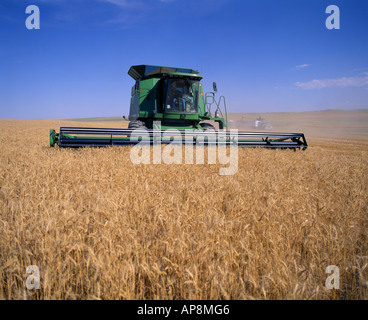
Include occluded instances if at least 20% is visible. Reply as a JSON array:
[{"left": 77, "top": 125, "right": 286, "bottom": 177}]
[
  {"left": 200, "top": 123, "right": 215, "bottom": 131},
  {"left": 128, "top": 121, "right": 148, "bottom": 143},
  {"left": 128, "top": 120, "right": 147, "bottom": 130}
]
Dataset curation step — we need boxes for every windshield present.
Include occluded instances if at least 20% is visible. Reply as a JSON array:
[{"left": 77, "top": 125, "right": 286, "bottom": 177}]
[{"left": 164, "top": 78, "right": 199, "bottom": 113}]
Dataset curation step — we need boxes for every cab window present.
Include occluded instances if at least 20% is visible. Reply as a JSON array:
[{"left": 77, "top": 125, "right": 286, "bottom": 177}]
[{"left": 164, "top": 78, "right": 199, "bottom": 113}]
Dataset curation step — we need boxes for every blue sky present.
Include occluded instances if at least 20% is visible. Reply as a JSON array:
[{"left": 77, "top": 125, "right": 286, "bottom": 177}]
[{"left": 0, "top": 0, "right": 367, "bottom": 119}]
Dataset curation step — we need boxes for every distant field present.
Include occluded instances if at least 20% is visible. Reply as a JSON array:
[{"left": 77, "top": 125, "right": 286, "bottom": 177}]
[
  {"left": 0, "top": 110, "right": 367, "bottom": 300},
  {"left": 64, "top": 116, "right": 129, "bottom": 122},
  {"left": 64, "top": 109, "right": 368, "bottom": 140},
  {"left": 228, "top": 109, "right": 368, "bottom": 141}
]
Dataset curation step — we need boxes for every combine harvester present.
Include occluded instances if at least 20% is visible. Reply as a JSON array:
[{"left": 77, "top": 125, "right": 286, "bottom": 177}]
[{"left": 50, "top": 65, "right": 307, "bottom": 150}]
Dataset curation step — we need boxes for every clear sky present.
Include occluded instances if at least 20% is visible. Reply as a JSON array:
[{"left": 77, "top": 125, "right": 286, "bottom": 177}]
[{"left": 1, "top": 0, "right": 367, "bottom": 119}]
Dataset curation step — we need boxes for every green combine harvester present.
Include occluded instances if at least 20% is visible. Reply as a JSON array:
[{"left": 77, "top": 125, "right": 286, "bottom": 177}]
[{"left": 50, "top": 65, "right": 307, "bottom": 149}]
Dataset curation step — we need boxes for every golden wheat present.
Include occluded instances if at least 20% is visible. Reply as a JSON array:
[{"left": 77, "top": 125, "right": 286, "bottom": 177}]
[{"left": 0, "top": 118, "right": 367, "bottom": 300}]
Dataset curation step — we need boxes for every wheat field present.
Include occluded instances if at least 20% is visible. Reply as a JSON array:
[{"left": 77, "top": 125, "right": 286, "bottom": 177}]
[{"left": 1, "top": 113, "right": 368, "bottom": 300}]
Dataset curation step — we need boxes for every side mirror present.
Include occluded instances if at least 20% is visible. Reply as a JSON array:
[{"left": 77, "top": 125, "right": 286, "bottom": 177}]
[{"left": 213, "top": 82, "right": 217, "bottom": 92}]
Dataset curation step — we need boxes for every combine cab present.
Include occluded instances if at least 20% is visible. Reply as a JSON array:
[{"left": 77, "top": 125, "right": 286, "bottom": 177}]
[
  {"left": 254, "top": 117, "right": 272, "bottom": 130},
  {"left": 126, "top": 65, "right": 226, "bottom": 131},
  {"left": 50, "top": 65, "right": 307, "bottom": 150}
]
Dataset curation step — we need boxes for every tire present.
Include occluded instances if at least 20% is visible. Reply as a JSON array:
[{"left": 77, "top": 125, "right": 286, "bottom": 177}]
[
  {"left": 128, "top": 120, "right": 147, "bottom": 130},
  {"left": 200, "top": 123, "right": 216, "bottom": 131},
  {"left": 128, "top": 121, "right": 148, "bottom": 143}
]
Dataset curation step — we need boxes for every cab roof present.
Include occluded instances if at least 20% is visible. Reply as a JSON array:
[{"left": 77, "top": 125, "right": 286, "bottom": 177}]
[{"left": 128, "top": 65, "right": 202, "bottom": 80}]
